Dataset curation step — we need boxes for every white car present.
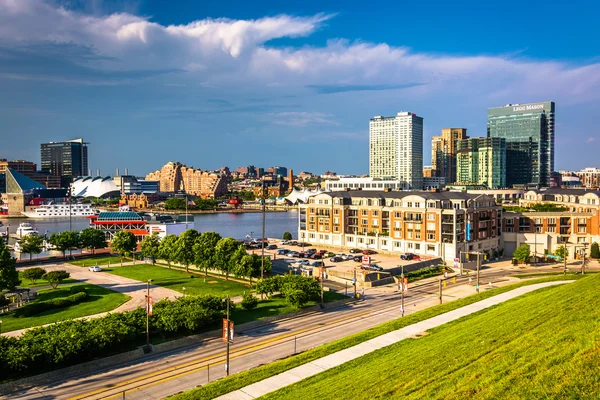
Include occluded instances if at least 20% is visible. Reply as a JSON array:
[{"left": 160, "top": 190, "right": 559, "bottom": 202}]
[{"left": 88, "top": 265, "right": 102, "bottom": 272}]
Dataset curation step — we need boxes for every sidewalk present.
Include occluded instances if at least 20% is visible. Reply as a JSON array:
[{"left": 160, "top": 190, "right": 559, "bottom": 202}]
[{"left": 217, "top": 280, "right": 573, "bottom": 400}]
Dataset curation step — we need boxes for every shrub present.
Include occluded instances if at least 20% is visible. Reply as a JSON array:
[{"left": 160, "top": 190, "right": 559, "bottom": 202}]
[
  {"left": 69, "top": 285, "right": 87, "bottom": 294},
  {"left": 14, "top": 291, "right": 88, "bottom": 317},
  {"left": 406, "top": 266, "right": 444, "bottom": 282},
  {"left": 590, "top": 242, "right": 600, "bottom": 259},
  {"left": 283, "top": 232, "right": 293, "bottom": 241},
  {"left": 21, "top": 267, "right": 46, "bottom": 284},
  {"left": 42, "top": 270, "right": 70, "bottom": 289},
  {"left": 241, "top": 293, "right": 258, "bottom": 310}
]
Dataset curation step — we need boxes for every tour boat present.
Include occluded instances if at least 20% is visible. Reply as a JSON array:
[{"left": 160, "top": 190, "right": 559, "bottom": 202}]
[
  {"left": 22, "top": 203, "right": 98, "bottom": 219},
  {"left": 15, "top": 222, "right": 39, "bottom": 237}
]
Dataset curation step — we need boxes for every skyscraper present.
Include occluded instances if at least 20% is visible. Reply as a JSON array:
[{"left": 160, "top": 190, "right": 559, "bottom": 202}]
[
  {"left": 40, "top": 138, "right": 89, "bottom": 187},
  {"left": 456, "top": 137, "right": 506, "bottom": 188},
  {"left": 369, "top": 112, "right": 423, "bottom": 190},
  {"left": 487, "top": 102, "right": 555, "bottom": 187},
  {"left": 431, "top": 128, "right": 468, "bottom": 184}
]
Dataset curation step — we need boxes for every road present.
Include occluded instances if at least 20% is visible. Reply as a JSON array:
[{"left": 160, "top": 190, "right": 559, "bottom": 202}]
[{"left": 4, "top": 267, "right": 522, "bottom": 400}]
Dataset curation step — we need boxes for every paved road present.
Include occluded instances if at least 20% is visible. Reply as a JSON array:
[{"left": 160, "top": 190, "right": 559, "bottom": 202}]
[
  {"left": 4, "top": 267, "right": 522, "bottom": 400},
  {"left": 4, "top": 263, "right": 180, "bottom": 337}
]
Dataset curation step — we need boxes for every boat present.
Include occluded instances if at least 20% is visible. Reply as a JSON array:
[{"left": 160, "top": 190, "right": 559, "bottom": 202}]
[
  {"left": 43, "top": 240, "right": 57, "bottom": 250},
  {"left": 21, "top": 203, "right": 98, "bottom": 219},
  {"left": 15, "top": 222, "right": 39, "bottom": 237},
  {"left": 13, "top": 240, "right": 22, "bottom": 252}
]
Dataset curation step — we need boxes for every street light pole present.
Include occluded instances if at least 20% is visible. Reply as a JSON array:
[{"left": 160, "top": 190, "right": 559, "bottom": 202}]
[
  {"left": 226, "top": 297, "right": 230, "bottom": 376},
  {"left": 146, "top": 279, "right": 153, "bottom": 351},
  {"left": 320, "top": 265, "right": 324, "bottom": 308},
  {"left": 400, "top": 264, "right": 405, "bottom": 317},
  {"left": 476, "top": 252, "right": 480, "bottom": 293}
]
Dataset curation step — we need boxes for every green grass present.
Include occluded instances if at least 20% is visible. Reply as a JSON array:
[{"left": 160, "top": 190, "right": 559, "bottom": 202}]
[
  {"left": 17, "top": 271, "right": 76, "bottom": 288},
  {"left": 1, "top": 284, "right": 130, "bottom": 332},
  {"left": 69, "top": 255, "right": 126, "bottom": 267},
  {"left": 261, "top": 275, "right": 599, "bottom": 400},
  {"left": 103, "top": 264, "right": 250, "bottom": 297},
  {"left": 169, "top": 275, "right": 584, "bottom": 400}
]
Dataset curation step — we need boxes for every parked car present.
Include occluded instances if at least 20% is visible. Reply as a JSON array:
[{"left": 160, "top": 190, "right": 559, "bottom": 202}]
[
  {"left": 296, "top": 252, "right": 307, "bottom": 258},
  {"left": 267, "top": 244, "right": 278, "bottom": 250},
  {"left": 310, "top": 261, "right": 325, "bottom": 267},
  {"left": 299, "top": 242, "right": 312, "bottom": 247},
  {"left": 88, "top": 265, "right": 102, "bottom": 272},
  {"left": 352, "top": 255, "right": 363, "bottom": 262},
  {"left": 288, "top": 251, "right": 300, "bottom": 257},
  {"left": 330, "top": 256, "right": 343, "bottom": 262},
  {"left": 295, "top": 259, "right": 310, "bottom": 266},
  {"left": 316, "top": 250, "right": 327, "bottom": 256},
  {"left": 289, "top": 241, "right": 298, "bottom": 246},
  {"left": 362, "top": 249, "right": 377, "bottom": 255},
  {"left": 305, "top": 248, "right": 317, "bottom": 255},
  {"left": 400, "top": 253, "right": 415, "bottom": 260},
  {"left": 281, "top": 240, "right": 289, "bottom": 245},
  {"left": 310, "top": 253, "right": 323, "bottom": 259},
  {"left": 361, "top": 264, "right": 383, "bottom": 271},
  {"left": 277, "top": 249, "right": 289, "bottom": 255},
  {"left": 349, "top": 248, "right": 362, "bottom": 253},
  {"left": 324, "top": 252, "right": 336, "bottom": 257}
]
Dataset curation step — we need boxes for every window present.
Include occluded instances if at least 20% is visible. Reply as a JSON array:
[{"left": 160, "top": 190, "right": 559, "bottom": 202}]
[
  {"left": 415, "top": 202, "right": 420, "bottom": 208},
  {"left": 361, "top": 219, "right": 368, "bottom": 225},
  {"left": 394, "top": 212, "right": 401, "bottom": 218},
  {"left": 427, "top": 223, "right": 436, "bottom": 231},
  {"left": 309, "top": 224, "right": 315, "bottom": 230},
  {"left": 372, "top": 219, "right": 379, "bottom": 226},
  {"left": 394, "top": 241, "right": 401, "bottom": 248},
  {"left": 548, "top": 226, "right": 555, "bottom": 233},
  {"left": 334, "top": 209, "right": 340, "bottom": 215},
  {"left": 362, "top": 210, "right": 368, "bottom": 216},
  {"left": 415, "top": 232, "right": 421, "bottom": 239},
  {"left": 381, "top": 240, "right": 387, "bottom": 246},
  {"left": 309, "top": 208, "right": 315, "bottom": 213},
  {"left": 427, "top": 245, "right": 435, "bottom": 251},
  {"left": 427, "top": 233, "right": 435, "bottom": 240},
  {"left": 415, "top": 244, "right": 420, "bottom": 250},
  {"left": 309, "top": 216, "right": 314, "bottom": 222},
  {"left": 358, "top": 238, "right": 364, "bottom": 243},
  {"left": 428, "top": 213, "right": 435, "bottom": 220},
  {"left": 578, "top": 226, "right": 586, "bottom": 233},
  {"left": 333, "top": 217, "right": 339, "bottom": 224},
  {"left": 407, "top": 202, "right": 413, "bottom": 207},
  {"left": 334, "top": 227, "right": 339, "bottom": 233},
  {"left": 548, "top": 217, "right": 555, "bottom": 224},
  {"left": 535, "top": 227, "right": 542, "bottom": 233},
  {"left": 407, "top": 232, "right": 413, "bottom": 239}
]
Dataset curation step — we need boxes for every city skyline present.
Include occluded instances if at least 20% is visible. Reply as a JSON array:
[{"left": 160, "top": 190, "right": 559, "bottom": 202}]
[{"left": 1, "top": 0, "right": 600, "bottom": 176}]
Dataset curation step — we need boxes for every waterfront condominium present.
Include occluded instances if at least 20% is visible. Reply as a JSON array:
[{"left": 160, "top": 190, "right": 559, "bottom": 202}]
[
  {"left": 431, "top": 128, "right": 468, "bottom": 184},
  {"left": 487, "top": 101, "right": 555, "bottom": 187},
  {"left": 456, "top": 137, "right": 507, "bottom": 188},
  {"left": 369, "top": 112, "right": 423, "bottom": 190}
]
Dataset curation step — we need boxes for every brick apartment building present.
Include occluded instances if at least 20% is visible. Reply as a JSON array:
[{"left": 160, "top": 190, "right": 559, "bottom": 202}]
[
  {"left": 146, "top": 162, "right": 228, "bottom": 199},
  {"left": 298, "top": 190, "right": 501, "bottom": 263}
]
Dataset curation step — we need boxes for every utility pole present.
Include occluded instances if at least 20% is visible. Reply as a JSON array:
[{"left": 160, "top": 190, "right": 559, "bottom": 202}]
[
  {"left": 146, "top": 279, "right": 153, "bottom": 352},
  {"left": 438, "top": 279, "right": 442, "bottom": 304},
  {"left": 260, "top": 181, "right": 266, "bottom": 299},
  {"left": 226, "top": 297, "right": 231, "bottom": 376},
  {"left": 353, "top": 267, "right": 357, "bottom": 299},
  {"left": 400, "top": 264, "right": 405, "bottom": 317},
  {"left": 476, "top": 252, "right": 481, "bottom": 293},
  {"left": 563, "top": 246, "right": 567, "bottom": 275},
  {"left": 320, "top": 265, "right": 324, "bottom": 307},
  {"left": 185, "top": 194, "right": 189, "bottom": 230}
]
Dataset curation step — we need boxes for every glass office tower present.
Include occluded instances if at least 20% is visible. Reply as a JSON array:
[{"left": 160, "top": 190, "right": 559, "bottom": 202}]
[
  {"left": 487, "top": 102, "right": 554, "bottom": 187},
  {"left": 41, "top": 138, "right": 89, "bottom": 187}
]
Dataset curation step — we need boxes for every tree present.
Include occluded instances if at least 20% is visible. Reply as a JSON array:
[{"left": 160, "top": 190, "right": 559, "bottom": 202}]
[
  {"left": 241, "top": 293, "right": 258, "bottom": 310},
  {"left": 0, "top": 243, "right": 20, "bottom": 291},
  {"left": 42, "top": 270, "right": 70, "bottom": 289},
  {"left": 111, "top": 231, "right": 137, "bottom": 261},
  {"left": 513, "top": 244, "right": 530, "bottom": 263},
  {"left": 48, "top": 231, "right": 81, "bottom": 258},
  {"left": 19, "top": 233, "right": 43, "bottom": 261},
  {"left": 140, "top": 233, "right": 161, "bottom": 264},
  {"left": 232, "top": 247, "right": 252, "bottom": 279},
  {"left": 159, "top": 234, "right": 178, "bottom": 269},
  {"left": 174, "top": 229, "right": 199, "bottom": 273},
  {"left": 193, "top": 232, "right": 222, "bottom": 276},
  {"left": 79, "top": 228, "right": 107, "bottom": 254},
  {"left": 21, "top": 267, "right": 46, "bottom": 284},
  {"left": 283, "top": 232, "right": 293, "bottom": 241},
  {"left": 214, "top": 238, "right": 240, "bottom": 280},
  {"left": 554, "top": 245, "right": 569, "bottom": 260},
  {"left": 590, "top": 242, "right": 600, "bottom": 259}
]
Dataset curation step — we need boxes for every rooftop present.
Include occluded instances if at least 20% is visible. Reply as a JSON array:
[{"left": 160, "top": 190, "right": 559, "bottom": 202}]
[{"left": 97, "top": 211, "right": 143, "bottom": 221}]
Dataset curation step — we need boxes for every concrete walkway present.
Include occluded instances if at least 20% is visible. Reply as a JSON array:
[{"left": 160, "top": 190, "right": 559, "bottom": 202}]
[{"left": 217, "top": 280, "right": 573, "bottom": 400}]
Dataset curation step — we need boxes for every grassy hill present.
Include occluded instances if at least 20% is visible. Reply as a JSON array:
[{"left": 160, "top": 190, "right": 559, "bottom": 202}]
[{"left": 261, "top": 274, "right": 600, "bottom": 399}]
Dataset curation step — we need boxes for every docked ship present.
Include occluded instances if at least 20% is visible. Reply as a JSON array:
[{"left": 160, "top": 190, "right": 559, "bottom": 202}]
[
  {"left": 15, "top": 222, "right": 38, "bottom": 237},
  {"left": 22, "top": 203, "right": 98, "bottom": 219}
]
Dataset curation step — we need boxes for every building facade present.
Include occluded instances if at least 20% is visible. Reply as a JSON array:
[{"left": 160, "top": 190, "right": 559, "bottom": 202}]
[
  {"left": 431, "top": 128, "right": 468, "bottom": 184},
  {"left": 456, "top": 137, "right": 506, "bottom": 188},
  {"left": 574, "top": 168, "right": 600, "bottom": 189},
  {"left": 146, "top": 162, "right": 228, "bottom": 199},
  {"left": 370, "top": 112, "right": 423, "bottom": 190},
  {"left": 40, "top": 138, "right": 89, "bottom": 187},
  {"left": 487, "top": 102, "right": 555, "bottom": 187},
  {"left": 297, "top": 190, "right": 501, "bottom": 263}
]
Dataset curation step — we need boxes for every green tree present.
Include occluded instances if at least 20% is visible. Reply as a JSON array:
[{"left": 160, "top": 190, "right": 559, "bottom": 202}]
[
  {"left": 159, "top": 234, "right": 178, "bottom": 269},
  {"left": 232, "top": 247, "right": 252, "bottom": 279},
  {"left": 21, "top": 267, "right": 46, "bottom": 284},
  {"left": 590, "top": 242, "right": 600, "bottom": 259},
  {"left": 42, "top": 270, "right": 70, "bottom": 289},
  {"left": 241, "top": 293, "right": 258, "bottom": 310},
  {"left": 164, "top": 198, "right": 194, "bottom": 210},
  {"left": 194, "top": 199, "right": 219, "bottom": 210},
  {"left": 19, "top": 233, "right": 43, "bottom": 261},
  {"left": 193, "top": 231, "right": 222, "bottom": 276},
  {"left": 79, "top": 228, "right": 107, "bottom": 254},
  {"left": 174, "top": 229, "right": 199, "bottom": 273},
  {"left": 283, "top": 232, "right": 293, "bottom": 241},
  {"left": 140, "top": 233, "right": 161, "bottom": 264},
  {"left": 554, "top": 245, "right": 569, "bottom": 260},
  {"left": 111, "top": 231, "right": 137, "bottom": 261},
  {"left": 48, "top": 231, "right": 81, "bottom": 258},
  {"left": 214, "top": 238, "right": 240, "bottom": 280},
  {"left": 513, "top": 244, "right": 530, "bottom": 263},
  {"left": 0, "top": 243, "right": 20, "bottom": 291}
]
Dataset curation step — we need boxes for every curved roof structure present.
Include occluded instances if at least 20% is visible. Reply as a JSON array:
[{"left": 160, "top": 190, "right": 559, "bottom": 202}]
[
  {"left": 283, "top": 188, "right": 326, "bottom": 205},
  {"left": 71, "top": 176, "right": 119, "bottom": 198}
]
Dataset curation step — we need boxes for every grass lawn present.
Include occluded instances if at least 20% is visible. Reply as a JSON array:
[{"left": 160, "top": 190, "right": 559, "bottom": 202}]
[
  {"left": 169, "top": 275, "right": 585, "bottom": 400},
  {"left": 260, "top": 274, "right": 599, "bottom": 400},
  {"left": 1, "top": 284, "right": 130, "bottom": 333},
  {"left": 103, "top": 264, "right": 250, "bottom": 297},
  {"left": 69, "top": 255, "right": 126, "bottom": 267},
  {"left": 17, "top": 271, "right": 76, "bottom": 288}
]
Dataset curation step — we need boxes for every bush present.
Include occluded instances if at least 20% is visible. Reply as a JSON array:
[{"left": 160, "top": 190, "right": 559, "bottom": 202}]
[
  {"left": 255, "top": 275, "right": 320, "bottom": 308},
  {"left": 14, "top": 291, "right": 88, "bottom": 317},
  {"left": 283, "top": 232, "right": 293, "bottom": 241},
  {"left": 69, "top": 285, "right": 87, "bottom": 294},
  {"left": 21, "top": 267, "right": 46, "bottom": 284},
  {"left": 590, "top": 242, "right": 600, "bottom": 259},
  {"left": 42, "top": 270, "right": 70, "bottom": 289},
  {"left": 241, "top": 293, "right": 258, "bottom": 310},
  {"left": 406, "top": 266, "right": 444, "bottom": 282}
]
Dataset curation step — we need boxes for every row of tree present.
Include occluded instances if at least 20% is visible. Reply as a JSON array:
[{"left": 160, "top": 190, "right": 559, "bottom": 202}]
[
  {"left": 109, "top": 229, "right": 272, "bottom": 282},
  {"left": 164, "top": 198, "right": 220, "bottom": 210},
  {"left": 513, "top": 242, "right": 600, "bottom": 263},
  {"left": 16, "top": 229, "right": 107, "bottom": 260}
]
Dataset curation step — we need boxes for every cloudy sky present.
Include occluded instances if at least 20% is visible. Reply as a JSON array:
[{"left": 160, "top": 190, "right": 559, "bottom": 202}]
[{"left": 1, "top": 0, "right": 599, "bottom": 176}]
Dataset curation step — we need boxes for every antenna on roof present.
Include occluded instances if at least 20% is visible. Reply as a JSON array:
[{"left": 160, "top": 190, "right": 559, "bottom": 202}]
[
  {"left": 97, "top": 169, "right": 100, "bottom": 177},
  {"left": 116, "top": 168, "right": 119, "bottom": 177}
]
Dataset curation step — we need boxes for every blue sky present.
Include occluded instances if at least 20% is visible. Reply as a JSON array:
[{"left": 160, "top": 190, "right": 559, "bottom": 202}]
[{"left": 1, "top": 0, "right": 599, "bottom": 176}]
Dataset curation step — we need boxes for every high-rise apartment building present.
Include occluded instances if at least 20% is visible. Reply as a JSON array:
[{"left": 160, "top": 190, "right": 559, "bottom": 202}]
[
  {"left": 146, "top": 161, "right": 228, "bottom": 199},
  {"left": 487, "top": 102, "right": 554, "bottom": 187},
  {"left": 431, "top": 128, "right": 468, "bottom": 183},
  {"left": 574, "top": 168, "right": 600, "bottom": 189},
  {"left": 40, "top": 138, "right": 89, "bottom": 187},
  {"left": 369, "top": 112, "right": 423, "bottom": 190},
  {"left": 456, "top": 137, "right": 506, "bottom": 188}
]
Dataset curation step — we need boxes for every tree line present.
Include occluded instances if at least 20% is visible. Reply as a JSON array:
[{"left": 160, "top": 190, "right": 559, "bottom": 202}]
[{"left": 16, "top": 229, "right": 107, "bottom": 260}]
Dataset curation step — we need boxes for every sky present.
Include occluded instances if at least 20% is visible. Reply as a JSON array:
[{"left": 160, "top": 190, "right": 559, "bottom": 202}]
[{"left": 1, "top": 0, "right": 599, "bottom": 177}]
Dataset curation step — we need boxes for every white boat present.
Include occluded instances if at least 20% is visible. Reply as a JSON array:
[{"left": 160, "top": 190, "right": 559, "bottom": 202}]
[
  {"left": 43, "top": 240, "right": 57, "bottom": 250},
  {"left": 13, "top": 240, "right": 22, "bottom": 252},
  {"left": 15, "top": 222, "right": 39, "bottom": 237},
  {"left": 21, "top": 203, "right": 98, "bottom": 219}
]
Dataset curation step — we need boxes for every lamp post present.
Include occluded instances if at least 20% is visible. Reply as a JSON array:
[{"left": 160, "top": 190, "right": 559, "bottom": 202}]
[
  {"left": 400, "top": 264, "right": 405, "bottom": 317},
  {"left": 145, "top": 279, "right": 153, "bottom": 351},
  {"left": 182, "top": 287, "right": 186, "bottom": 298}
]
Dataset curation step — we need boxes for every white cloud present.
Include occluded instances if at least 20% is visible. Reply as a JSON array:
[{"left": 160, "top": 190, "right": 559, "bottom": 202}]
[
  {"left": 269, "top": 112, "right": 339, "bottom": 127},
  {"left": 586, "top": 137, "right": 596, "bottom": 143}
]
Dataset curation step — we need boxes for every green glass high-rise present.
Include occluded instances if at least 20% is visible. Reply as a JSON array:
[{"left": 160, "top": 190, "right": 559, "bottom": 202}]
[
  {"left": 487, "top": 101, "right": 554, "bottom": 187},
  {"left": 456, "top": 137, "right": 506, "bottom": 188}
]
